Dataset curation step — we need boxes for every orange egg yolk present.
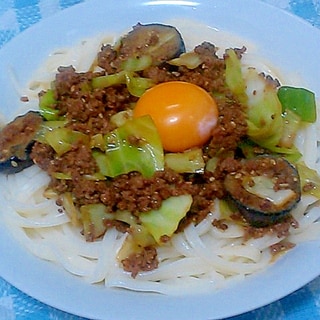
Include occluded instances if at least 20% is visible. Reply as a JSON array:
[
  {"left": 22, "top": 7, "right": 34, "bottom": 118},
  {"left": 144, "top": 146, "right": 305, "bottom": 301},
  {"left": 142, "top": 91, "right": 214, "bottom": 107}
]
[{"left": 133, "top": 81, "right": 218, "bottom": 152}]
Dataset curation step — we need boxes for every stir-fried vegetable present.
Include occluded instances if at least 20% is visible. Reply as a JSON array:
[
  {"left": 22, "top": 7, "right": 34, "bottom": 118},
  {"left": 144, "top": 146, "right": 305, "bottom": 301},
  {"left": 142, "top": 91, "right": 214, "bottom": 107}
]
[
  {"left": 297, "top": 163, "right": 320, "bottom": 199},
  {"left": 45, "top": 127, "right": 90, "bottom": 156},
  {"left": 39, "top": 89, "right": 60, "bottom": 121},
  {"left": 225, "top": 47, "right": 315, "bottom": 161},
  {"left": 164, "top": 148, "right": 205, "bottom": 173},
  {"left": 92, "top": 71, "right": 154, "bottom": 97},
  {"left": 93, "top": 115, "right": 164, "bottom": 178},
  {"left": 278, "top": 86, "right": 317, "bottom": 123},
  {"left": 140, "top": 194, "right": 193, "bottom": 244}
]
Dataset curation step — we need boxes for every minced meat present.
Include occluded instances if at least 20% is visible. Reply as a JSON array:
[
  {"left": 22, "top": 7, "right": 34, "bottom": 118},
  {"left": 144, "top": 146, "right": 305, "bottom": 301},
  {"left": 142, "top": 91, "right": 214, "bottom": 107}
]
[
  {"left": 206, "top": 95, "right": 247, "bottom": 157},
  {"left": 121, "top": 246, "right": 159, "bottom": 278}
]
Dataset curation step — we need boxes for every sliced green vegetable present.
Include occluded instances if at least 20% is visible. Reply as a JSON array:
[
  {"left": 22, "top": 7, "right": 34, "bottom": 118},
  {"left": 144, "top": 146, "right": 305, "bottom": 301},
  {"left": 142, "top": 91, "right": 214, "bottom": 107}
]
[
  {"left": 225, "top": 50, "right": 306, "bottom": 158},
  {"left": 83, "top": 172, "right": 106, "bottom": 181},
  {"left": 45, "top": 127, "right": 89, "bottom": 156},
  {"left": 238, "top": 138, "right": 301, "bottom": 163},
  {"left": 168, "top": 51, "right": 203, "bottom": 69},
  {"left": 51, "top": 172, "right": 72, "bottom": 180},
  {"left": 93, "top": 115, "right": 164, "bottom": 178},
  {"left": 225, "top": 48, "right": 246, "bottom": 102},
  {"left": 110, "top": 110, "right": 133, "bottom": 128},
  {"left": 115, "top": 211, "right": 155, "bottom": 248},
  {"left": 121, "top": 55, "right": 153, "bottom": 72},
  {"left": 34, "top": 120, "right": 67, "bottom": 143},
  {"left": 39, "top": 89, "right": 60, "bottom": 121},
  {"left": 279, "top": 109, "right": 301, "bottom": 148},
  {"left": 92, "top": 71, "right": 153, "bottom": 97},
  {"left": 278, "top": 86, "right": 317, "bottom": 123},
  {"left": 245, "top": 69, "right": 283, "bottom": 146},
  {"left": 124, "top": 73, "right": 154, "bottom": 97},
  {"left": 205, "top": 157, "right": 219, "bottom": 173},
  {"left": 218, "top": 199, "right": 238, "bottom": 221},
  {"left": 115, "top": 210, "right": 137, "bottom": 225},
  {"left": 90, "top": 133, "right": 106, "bottom": 151},
  {"left": 39, "top": 89, "right": 56, "bottom": 108},
  {"left": 80, "top": 203, "right": 113, "bottom": 241},
  {"left": 61, "top": 192, "right": 80, "bottom": 226},
  {"left": 91, "top": 71, "right": 127, "bottom": 88},
  {"left": 238, "top": 139, "right": 260, "bottom": 159},
  {"left": 40, "top": 106, "right": 61, "bottom": 121},
  {"left": 297, "top": 162, "right": 320, "bottom": 199},
  {"left": 164, "top": 148, "right": 205, "bottom": 173},
  {"left": 140, "top": 194, "right": 193, "bottom": 244}
]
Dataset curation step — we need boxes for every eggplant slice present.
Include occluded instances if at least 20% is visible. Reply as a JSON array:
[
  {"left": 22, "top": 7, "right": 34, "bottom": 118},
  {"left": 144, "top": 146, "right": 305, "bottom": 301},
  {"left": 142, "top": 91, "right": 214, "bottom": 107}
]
[
  {"left": 118, "top": 23, "right": 186, "bottom": 65},
  {"left": 224, "top": 156, "right": 301, "bottom": 227},
  {"left": 0, "top": 111, "right": 43, "bottom": 174}
]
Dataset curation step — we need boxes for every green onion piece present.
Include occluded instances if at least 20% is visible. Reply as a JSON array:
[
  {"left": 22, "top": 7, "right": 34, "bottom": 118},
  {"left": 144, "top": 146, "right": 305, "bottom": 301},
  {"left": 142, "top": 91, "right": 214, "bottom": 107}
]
[
  {"left": 39, "top": 89, "right": 59, "bottom": 121},
  {"left": 91, "top": 71, "right": 126, "bottom": 89},
  {"left": 121, "top": 55, "right": 153, "bottom": 72},
  {"left": 91, "top": 71, "right": 153, "bottom": 97},
  {"left": 40, "top": 106, "right": 61, "bottom": 121},
  {"left": 51, "top": 172, "right": 72, "bottom": 180},
  {"left": 125, "top": 73, "right": 154, "bottom": 97},
  {"left": 278, "top": 86, "right": 317, "bottom": 123},
  {"left": 39, "top": 89, "right": 56, "bottom": 108}
]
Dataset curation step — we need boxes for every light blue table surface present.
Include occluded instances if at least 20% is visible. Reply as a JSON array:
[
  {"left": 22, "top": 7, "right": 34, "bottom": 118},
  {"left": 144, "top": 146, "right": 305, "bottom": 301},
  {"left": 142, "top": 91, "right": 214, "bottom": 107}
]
[{"left": 0, "top": 1, "right": 319, "bottom": 319}]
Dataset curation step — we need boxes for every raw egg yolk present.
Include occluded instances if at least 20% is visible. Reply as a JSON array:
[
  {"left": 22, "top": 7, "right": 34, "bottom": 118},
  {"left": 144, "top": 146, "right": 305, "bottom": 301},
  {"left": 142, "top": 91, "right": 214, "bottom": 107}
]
[{"left": 133, "top": 81, "right": 218, "bottom": 152}]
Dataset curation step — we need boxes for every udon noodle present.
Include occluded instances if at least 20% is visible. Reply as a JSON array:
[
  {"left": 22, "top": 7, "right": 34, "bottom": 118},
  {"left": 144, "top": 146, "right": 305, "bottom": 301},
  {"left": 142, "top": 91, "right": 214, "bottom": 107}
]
[{"left": 0, "top": 21, "right": 319, "bottom": 295}]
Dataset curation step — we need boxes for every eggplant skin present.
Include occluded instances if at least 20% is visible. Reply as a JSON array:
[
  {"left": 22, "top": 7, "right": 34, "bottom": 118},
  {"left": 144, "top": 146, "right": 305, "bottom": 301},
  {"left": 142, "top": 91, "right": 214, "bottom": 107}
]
[
  {"left": 0, "top": 111, "right": 43, "bottom": 174},
  {"left": 0, "top": 154, "right": 34, "bottom": 174},
  {"left": 224, "top": 156, "right": 301, "bottom": 227},
  {"left": 119, "top": 23, "right": 186, "bottom": 65}
]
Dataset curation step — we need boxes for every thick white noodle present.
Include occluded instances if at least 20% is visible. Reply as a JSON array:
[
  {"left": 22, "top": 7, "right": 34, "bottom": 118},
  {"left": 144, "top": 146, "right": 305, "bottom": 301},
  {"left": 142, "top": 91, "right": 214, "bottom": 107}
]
[{"left": 0, "top": 23, "right": 320, "bottom": 294}]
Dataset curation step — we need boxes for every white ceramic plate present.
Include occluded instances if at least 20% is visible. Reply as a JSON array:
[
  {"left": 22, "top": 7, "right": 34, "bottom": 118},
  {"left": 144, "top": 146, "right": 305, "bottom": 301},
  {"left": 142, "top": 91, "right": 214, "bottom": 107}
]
[{"left": 0, "top": 0, "right": 320, "bottom": 319}]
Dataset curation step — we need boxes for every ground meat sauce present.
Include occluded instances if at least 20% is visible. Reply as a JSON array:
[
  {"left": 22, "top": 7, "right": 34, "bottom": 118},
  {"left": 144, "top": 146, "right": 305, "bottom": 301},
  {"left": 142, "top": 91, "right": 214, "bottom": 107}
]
[
  {"left": 29, "top": 40, "right": 252, "bottom": 277},
  {"left": 121, "top": 246, "right": 159, "bottom": 278},
  {"left": 207, "top": 96, "right": 248, "bottom": 157}
]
